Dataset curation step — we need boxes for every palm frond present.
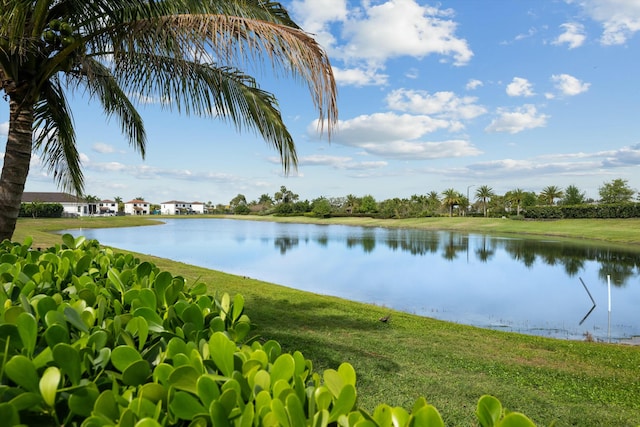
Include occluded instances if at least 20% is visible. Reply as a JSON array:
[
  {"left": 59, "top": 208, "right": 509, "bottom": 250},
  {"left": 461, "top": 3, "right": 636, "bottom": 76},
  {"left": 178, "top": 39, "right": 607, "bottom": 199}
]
[
  {"left": 68, "top": 57, "right": 146, "bottom": 157},
  {"left": 142, "top": 14, "right": 338, "bottom": 134},
  {"left": 112, "top": 51, "right": 296, "bottom": 170},
  {"left": 32, "top": 77, "right": 84, "bottom": 194}
]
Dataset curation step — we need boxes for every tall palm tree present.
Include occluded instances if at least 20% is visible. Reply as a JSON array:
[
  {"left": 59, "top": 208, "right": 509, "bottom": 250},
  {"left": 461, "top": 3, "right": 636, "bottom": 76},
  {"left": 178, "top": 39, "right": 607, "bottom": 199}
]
[
  {"left": 506, "top": 188, "right": 526, "bottom": 216},
  {"left": 441, "top": 188, "right": 461, "bottom": 217},
  {"left": 539, "top": 185, "right": 563, "bottom": 206},
  {"left": 426, "top": 190, "right": 440, "bottom": 213},
  {"left": 475, "top": 185, "right": 495, "bottom": 217},
  {"left": 0, "top": 0, "right": 337, "bottom": 241}
]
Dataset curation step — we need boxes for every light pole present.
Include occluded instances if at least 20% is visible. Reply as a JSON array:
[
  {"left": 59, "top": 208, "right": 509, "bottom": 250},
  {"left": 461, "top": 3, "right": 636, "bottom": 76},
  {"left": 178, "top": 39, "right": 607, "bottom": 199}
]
[{"left": 466, "top": 184, "right": 475, "bottom": 215}]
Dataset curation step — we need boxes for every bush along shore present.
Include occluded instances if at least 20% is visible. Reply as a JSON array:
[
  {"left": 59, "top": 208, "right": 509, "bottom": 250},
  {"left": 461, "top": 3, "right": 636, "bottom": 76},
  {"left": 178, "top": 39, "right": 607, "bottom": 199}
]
[{"left": 0, "top": 235, "right": 539, "bottom": 426}]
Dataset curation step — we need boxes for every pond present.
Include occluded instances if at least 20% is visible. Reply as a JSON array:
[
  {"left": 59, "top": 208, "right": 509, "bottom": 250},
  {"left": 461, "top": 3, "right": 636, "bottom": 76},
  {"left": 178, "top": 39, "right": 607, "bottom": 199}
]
[{"left": 62, "top": 218, "right": 640, "bottom": 342}]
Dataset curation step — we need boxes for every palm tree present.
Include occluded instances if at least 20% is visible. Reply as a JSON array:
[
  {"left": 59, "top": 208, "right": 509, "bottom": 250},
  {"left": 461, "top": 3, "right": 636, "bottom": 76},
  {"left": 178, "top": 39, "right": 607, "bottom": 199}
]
[
  {"left": 441, "top": 188, "right": 461, "bottom": 217},
  {"left": 114, "top": 196, "right": 124, "bottom": 213},
  {"left": 0, "top": 1, "right": 337, "bottom": 241},
  {"left": 506, "top": 188, "right": 526, "bottom": 216},
  {"left": 539, "top": 185, "right": 563, "bottom": 206},
  {"left": 475, "top": 185, "right": 495, "bottom": 217},
  {"left": 426, "top": 191, "right": 441, "bottom": 213}
]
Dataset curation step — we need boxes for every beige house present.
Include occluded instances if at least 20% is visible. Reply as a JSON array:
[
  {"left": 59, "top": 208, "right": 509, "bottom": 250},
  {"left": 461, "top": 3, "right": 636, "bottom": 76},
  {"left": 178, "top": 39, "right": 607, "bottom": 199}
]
[{"left": 124, "top": 199, "right": 150, "bottom": 215}]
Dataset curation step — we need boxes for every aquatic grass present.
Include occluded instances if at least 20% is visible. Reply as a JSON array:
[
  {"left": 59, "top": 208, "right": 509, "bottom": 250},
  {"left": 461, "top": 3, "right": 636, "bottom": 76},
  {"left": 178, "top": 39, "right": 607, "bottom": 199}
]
[{"left": 12, "top": 216, "right": 640, "bottom": 425}]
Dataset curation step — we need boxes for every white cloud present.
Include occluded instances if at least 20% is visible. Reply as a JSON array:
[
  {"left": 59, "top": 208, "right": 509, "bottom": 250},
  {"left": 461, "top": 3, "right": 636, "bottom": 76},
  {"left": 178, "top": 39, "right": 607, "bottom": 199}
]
[
  {"left": 340, "top": 0, "right": 472, "bottom": 66},
  {"left": 297, "top": 154, "right": 388, "bottom": 170},
  {"left": 385, "top": 89, "right": 487, "bottom": 120},
  {"left": 290, "top": 0, "right": 348, "bottom": 51},
  {"left": 466, "top": 79, "right": 483, "bottom": 90},
  {"left": 506, "top": 77, "right": 535, "bottom": 97},
  {"left": 356, "top": 139, "right": 481, "bottom": 160},
  {"left": 92, "top": 143, "right": 116, "bottom": 154},
  {"left": 551, "top": 74, "right": 591, "bottom": 95},
  {"left": 0, "top": 121, "right": 8, "bottom": 137},
  {"left": 601, "top": 143, "right": 640, "bottom": 166},
  {"left": 332, "top": 66, "right": 388, "bottom": 86},
  {"left": 485, "top": 104, "right": 549, "bottom": 134},
  {"left": 88, "top": 161, "right": 127, "bottom": 173},
  {"left": 328, "top": 112, "right": 455, "bottom": 144},
  {"left": 515, "top": 27, "right": 538, "bottom": 41},
  {"left": 575, "top": 0, "right": 640, "bottom": 45},
  {"left": 308, "top": 112, "right": 481, "bottom": 159},
  {"left": 456, "top": 144, "right": 640, "bottom": 180},
  {"left": 553, "top": 22, "right": 586, "bottom": 48},
  {"left": 293, "top": 0, "right": 473, "bottom": 86}
]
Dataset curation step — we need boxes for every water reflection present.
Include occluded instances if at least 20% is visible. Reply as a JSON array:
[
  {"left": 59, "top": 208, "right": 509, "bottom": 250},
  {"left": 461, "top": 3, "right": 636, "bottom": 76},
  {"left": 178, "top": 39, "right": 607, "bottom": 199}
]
[
  {"left": 272, "top": 227, "right": 640, "bottom": 288},
  {"left": 61, "top": 219, "right": 640, "bottom": 341}
]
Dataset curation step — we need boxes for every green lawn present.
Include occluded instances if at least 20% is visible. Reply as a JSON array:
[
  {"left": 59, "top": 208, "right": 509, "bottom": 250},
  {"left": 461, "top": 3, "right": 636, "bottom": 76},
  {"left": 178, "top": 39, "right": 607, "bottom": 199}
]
[{"left": 12, "top": 216, "right": 640, "bottom": 426}]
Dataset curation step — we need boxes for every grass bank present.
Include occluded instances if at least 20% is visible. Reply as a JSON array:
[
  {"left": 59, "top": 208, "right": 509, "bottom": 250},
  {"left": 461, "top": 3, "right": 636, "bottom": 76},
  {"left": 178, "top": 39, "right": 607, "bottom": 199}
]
[{"left": 12, "top": 216, "right": 640, "bottom": 426}]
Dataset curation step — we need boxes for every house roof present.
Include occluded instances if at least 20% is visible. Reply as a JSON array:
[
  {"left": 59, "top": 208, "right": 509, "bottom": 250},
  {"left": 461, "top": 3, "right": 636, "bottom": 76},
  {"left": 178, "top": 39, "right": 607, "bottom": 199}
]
[
  {"left": 161, "top": 200, "right": 188, "bottom": 204},
  {"left": 126, "top": 199, "right": 148, "bottom": 204},
  {"left": 22, "top": 192, "right": 84, "bottom": 204}
]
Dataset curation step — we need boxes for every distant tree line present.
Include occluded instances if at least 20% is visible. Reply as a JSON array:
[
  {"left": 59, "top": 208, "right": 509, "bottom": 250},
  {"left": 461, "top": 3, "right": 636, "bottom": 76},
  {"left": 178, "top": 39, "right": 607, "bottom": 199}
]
[{"left": 222, "top": 179, "right": 640, "bottom": 220}]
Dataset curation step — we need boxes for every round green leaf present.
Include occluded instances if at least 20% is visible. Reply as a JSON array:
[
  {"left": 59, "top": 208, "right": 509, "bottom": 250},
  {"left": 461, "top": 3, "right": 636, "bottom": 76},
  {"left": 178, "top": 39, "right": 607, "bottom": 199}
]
[
  {"left": 271, "top": 354, "right": 295, "bottom": 385},
  {"left": 410, "top": 404, "right": 444, "bottom": 427},
  {"left": 338, "top": 363, "right": 356, "bottom": 387},
  {"left": 45, "top": 323, "right": 70, "bottom": 348},
  {"left": 0, "top": 324, "right": 23, "bottom": 352},
  {"left": 135, "top": 418, "right": 163, "bottom": 427},
  {"left": 476, "top": 395, "right": 502, "bottom": 427},
  {"left": 133, "top": 307, "right": 164, "bottom": 333},
  {"left": 209, "top": 401, "right": 231, "bottom": 427},
  {"left": 197, "top": 375, "right": 221, "bottom": 408},
  {"left": 498, "top": 412, "right": 537, "bottom": 427},
  {"left": 139, "top": 383, "right": 168, "bottom": 404},
  {"left": 231, "top": 294, "right": 245, "bottom": 322},
  {"left": 53, "top": 343, "right": 82, "bottom": 385},
  {"left": 111, "top": 345, "right": 142, "bottom": 372},
  {"left": 170, "top": 391, "right": 206, "bottom": 421},
  {"left": 328, "top": 384, "right": 357, "bottom": 423},
  {"left": 69, "top": 383, "right": 100, "bottom": 417},
  {"left": 93, "top": 390, "right": 120, "bottom": 422},
  {"left": 39, "top": 366, "right": 61, "bottom": 407},
  {"left": 9, "top": 392, "right": 43, "bottom": 411},
  {"left": 122, "top": 359, "right": 151, "bottom": 386},
  {"left": 209, "top": 332, "right": 236, "bottom": 377},
  {"left": 5, "top": 355, "right": 39, "bottom": 392},
  {"left": 168, "top": 365, "right": 200, "bottom": 395},
  {"left": 36, "top": 296, "right": 58, "bottom": 321},
  {"left": 0, "top": 402, "right": 20, "bottom": 427}
]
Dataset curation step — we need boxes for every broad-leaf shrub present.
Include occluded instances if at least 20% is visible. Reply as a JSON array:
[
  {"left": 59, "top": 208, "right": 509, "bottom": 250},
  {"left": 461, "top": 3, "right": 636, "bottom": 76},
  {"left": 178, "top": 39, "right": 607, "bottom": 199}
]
[{"left": 0, "top": 236, "right": 536, "bottom": 426}]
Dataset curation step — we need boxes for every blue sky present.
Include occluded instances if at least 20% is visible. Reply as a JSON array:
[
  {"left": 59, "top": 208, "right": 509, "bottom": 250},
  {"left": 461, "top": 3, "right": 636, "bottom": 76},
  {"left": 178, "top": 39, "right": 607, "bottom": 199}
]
[{"left": 2, "top": 0, "right": 640, "bottom": 205}]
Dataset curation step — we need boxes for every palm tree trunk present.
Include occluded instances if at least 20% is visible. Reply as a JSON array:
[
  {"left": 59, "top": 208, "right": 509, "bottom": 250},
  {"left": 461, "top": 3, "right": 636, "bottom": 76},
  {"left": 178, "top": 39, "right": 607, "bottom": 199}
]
[{"left": 0, "top": 97, "right": 34, "bottom": 241}]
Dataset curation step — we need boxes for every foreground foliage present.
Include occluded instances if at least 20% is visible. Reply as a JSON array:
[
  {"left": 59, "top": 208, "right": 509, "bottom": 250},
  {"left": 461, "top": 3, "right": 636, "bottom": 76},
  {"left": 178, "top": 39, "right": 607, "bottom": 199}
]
[{"left": 0, "top": 236, "right": 537, "bottom": 426}]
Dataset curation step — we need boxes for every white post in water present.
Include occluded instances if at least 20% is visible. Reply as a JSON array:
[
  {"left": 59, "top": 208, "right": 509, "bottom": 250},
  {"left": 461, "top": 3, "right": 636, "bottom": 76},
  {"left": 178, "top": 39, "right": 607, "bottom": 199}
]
[{"left": 607, "top": 275, "right": 611, "bottom": 343}]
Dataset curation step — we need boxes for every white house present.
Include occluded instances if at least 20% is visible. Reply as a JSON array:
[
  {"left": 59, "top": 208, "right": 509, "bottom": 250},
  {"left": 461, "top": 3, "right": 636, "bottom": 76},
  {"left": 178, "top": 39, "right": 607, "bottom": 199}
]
[
  {"left": 191, "top": 202, "right": 207, "bottom": 214},
  {"left": 21, "top": 192, "right": 95, "bottom": 217},
  {"left": 160, "top": 200, "right": 207, "bottom": 215},
  {"left": 98, "top": 199, "right": 118, "bottom": 215},
  {"left": 124, "top": 199, "right": 150, "bottom": 215}
]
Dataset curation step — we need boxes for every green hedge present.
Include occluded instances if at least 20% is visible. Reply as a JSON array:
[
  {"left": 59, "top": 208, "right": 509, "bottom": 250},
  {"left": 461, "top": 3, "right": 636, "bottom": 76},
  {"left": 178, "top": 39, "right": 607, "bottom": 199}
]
[
  {"left": 0, "top": 235, "right": 536, "bottom": 426},
  {"left": 19, "top": 203, "right": 64, "bottom": 218},
  {"left": 526, "top": 203, "right": 640, "bottom": 219}
]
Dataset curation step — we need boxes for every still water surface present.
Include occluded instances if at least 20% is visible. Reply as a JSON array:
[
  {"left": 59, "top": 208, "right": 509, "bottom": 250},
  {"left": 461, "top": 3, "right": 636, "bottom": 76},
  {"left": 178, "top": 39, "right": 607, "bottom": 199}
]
[{"left": 64, "top": 218, "right": 640, "bottom": 342}]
